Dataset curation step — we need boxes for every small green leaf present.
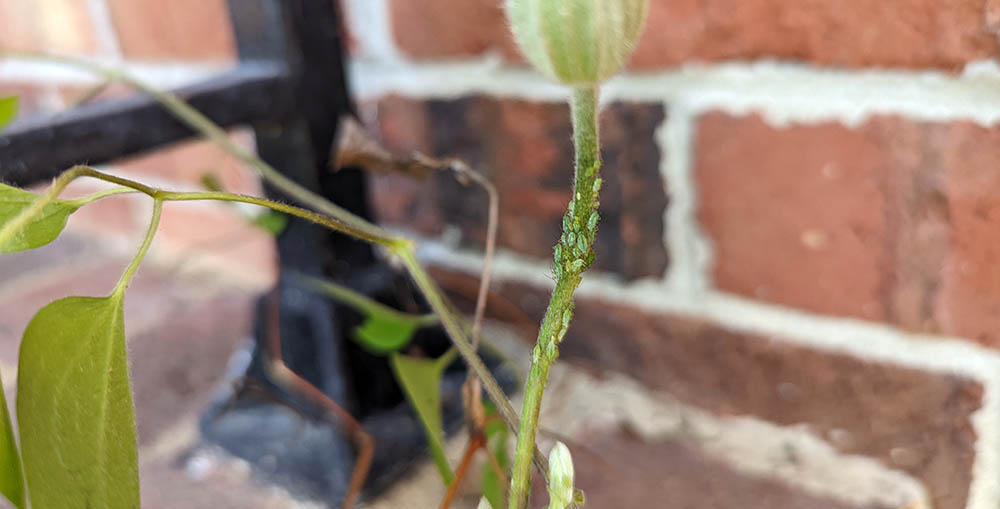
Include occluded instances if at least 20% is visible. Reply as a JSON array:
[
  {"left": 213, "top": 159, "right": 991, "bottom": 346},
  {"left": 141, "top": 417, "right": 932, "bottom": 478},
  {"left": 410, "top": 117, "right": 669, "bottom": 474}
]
[
  {"left": 0, "top": 366, "right": 25, "bottom": 508},
  {"left": 481, "top": 401, "right": 509, "bottom": 509},
  {"left": 0, "top": 96, "right": 18, "bottom": 131},
  {"left": 355, "top": 314, "right": 420, "bottom": 355},
  {"left": 0, "top": 184, "right": 80, "bottom": 253},
  {"left": 389, "top": 352, "right": 454, "bottom": 484},
  {"left": 17, "top": 295, "right": 139, "bottom": 508},
  {"left": 250, "top": 210, "right": 288, "bottom": 236}
]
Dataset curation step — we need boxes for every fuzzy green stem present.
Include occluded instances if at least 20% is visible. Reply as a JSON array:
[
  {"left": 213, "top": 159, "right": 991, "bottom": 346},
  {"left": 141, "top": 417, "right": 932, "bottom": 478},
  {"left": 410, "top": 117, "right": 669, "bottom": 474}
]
[
  {"left": 1, "top": 52, "right": 384, "bottom": 240},
  {"left": 66, "top": 186, "right": 137, "bottom": 207},
  {"left": 113, "top": 199, "right": 162, "bottom": 296},
  {"left": 396, "top": 246, "right": 550, "bottom": 478},
  {"left": 509, "top": 86, "right": 601, "bottom": 509}
]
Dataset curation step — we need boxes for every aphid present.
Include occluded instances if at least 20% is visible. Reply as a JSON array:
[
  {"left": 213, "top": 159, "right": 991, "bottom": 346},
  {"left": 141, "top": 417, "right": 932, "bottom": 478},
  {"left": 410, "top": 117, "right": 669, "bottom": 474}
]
[
  {"left": 554, "top": 243, "right": 562, "bottom": 262},
  {"left": 592, "top": 177, "right": 603, "bottom": 194},
  {"left": 570, "top": 259, "right": 586, "bottom": 272},
  {"left": 561, "top": 307, "right": 573, "bottom": 330},
  {"left": 567, "top": 231, "right": 576, "bottom": 247},
  {"left": 587, "top": 211, "right": 599, "bottom": 231},
  {"left": 545, "top": 340, "right": 558, "bottom": 359},
  {"left": 576, "top": 233, "right": 587, "bottom": 253}
]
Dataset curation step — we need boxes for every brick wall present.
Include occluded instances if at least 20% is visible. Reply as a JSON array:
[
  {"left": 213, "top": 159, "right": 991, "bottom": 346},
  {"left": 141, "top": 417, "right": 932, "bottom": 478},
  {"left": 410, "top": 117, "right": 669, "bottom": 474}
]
[
  {"left": 0, "top": 0, "right": 274, "bottom": 287},
  {"left": 8, "top": 1, "right": 1000, "bottom": 507},
  {"left": 344, "top": 1, "right": 1000, "bottom": 508}
]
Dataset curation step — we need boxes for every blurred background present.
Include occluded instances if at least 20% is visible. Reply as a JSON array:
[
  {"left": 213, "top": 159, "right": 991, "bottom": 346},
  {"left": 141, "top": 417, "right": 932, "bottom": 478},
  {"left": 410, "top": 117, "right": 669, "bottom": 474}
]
[{"left": 4, "top": 1, "right": 1000, "bottom": 508}]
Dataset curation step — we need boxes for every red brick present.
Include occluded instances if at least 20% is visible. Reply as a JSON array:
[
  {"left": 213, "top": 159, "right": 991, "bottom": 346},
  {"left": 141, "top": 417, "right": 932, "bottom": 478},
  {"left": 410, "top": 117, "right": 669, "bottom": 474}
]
[
  {"left": 387, "top": 0, "right": 999, "bottom": 70},
  {"left": 696, "top": 113, "right": 888, "bottom": 322},
  {"left": 433, "top": 268, "right": 983, "bottom": 509},
  {"left": 695, "top": 113, "right": 1000, "bottom": 347},
  {"left": 368, "top": 95, "right": 669, "bottom": 280},
  {"left": 534, "top": 431, "right": 862, "bottom": 509},
  {"left": 631, "top": 0, "right": 999, "bottom": 70},
  {"left": 388, "top": 0, "right": 518, "bottom": 60},
  {"left": 106, "top": 0, "right": 236, "bottom": 61},
  {"left": 938, "top": 123, "right": 1000, "bottom": 344},
  {"left": 0, "top": 0, "right": 99, "bottom": 54}
]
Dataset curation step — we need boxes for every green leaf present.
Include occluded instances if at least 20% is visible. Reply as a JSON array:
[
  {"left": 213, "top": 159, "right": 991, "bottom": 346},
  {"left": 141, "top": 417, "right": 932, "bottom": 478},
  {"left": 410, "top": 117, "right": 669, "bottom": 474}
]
[
  {"left": 354, "top": 314, "right": 420, "bottom": 355},
  {"left": 481, "top": 401, "right": 509, "bottom": 509},
  {"left": 389, "top": 352, "right": 454, "bottom": 484},
  {"left": 0, "top": 96, "right": 17, "bottom": 131},
  {"left": 16, "top": 295, "right": 139, "bottom": 508},
  {"left": 250, "top": 210, "right": 288, "bottom": 236},
  {"left": 0, "top": 184, "right": 80, "bottom": 253},
  {"left": 0, "top": 366, "right": 24, "bottom": 508}
]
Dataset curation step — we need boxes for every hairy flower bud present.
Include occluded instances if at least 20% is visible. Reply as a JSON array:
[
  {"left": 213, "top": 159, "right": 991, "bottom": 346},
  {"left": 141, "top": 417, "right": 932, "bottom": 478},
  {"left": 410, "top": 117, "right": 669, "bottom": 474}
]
[
  {"left": 547, "top": 441, "right": 575, "bottom": 509},
  {"left": 505, "top": 0, "right": 649, "bottom": 86}
]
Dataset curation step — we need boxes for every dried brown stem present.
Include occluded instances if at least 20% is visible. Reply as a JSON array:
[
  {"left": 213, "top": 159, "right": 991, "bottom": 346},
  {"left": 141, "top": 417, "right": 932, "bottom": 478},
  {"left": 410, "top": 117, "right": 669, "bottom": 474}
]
[{"left": 264, "top": 288, "right": 374, "bottom": 509}]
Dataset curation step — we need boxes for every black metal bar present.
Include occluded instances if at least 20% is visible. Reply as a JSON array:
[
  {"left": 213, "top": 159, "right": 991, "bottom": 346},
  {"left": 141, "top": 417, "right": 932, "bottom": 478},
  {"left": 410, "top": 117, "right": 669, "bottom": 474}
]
[{"left": 0, "top": 63, "right": 291, "bottom": 187}]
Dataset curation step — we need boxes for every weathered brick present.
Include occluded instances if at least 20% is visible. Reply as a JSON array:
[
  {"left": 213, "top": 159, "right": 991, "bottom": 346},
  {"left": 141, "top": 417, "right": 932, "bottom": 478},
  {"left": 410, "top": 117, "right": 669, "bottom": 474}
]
[
  {"left": 106, "top": 0, "right": 236, "bottom": 60},
  {"left": 388, "top": 0, "right": 518, "bottom": 60},
  {"left": 632, "top": 0, "right": 999, "bottom": 70},
  {"left": 533, "top": 431, "right": 863, "bottom": 509},
  {"left": 369, "top": 95, "right": 669, "bottom": 280},
  {"left": 937, "top": 122, "right": 1000, "bottom": 344},
  {"left": 696, "top": 113, "right": 888, "bottom": 322},
  {"left": 385, "top": 0, "right": 999, "bottom": 70},
  {"left": 696, "top": 112, "right": 1000, "bottom": 346},
  {"left": 433, "top": 267, "right": 982, "bottom": 509},
  {"left": 0, "top": 0, "right": 99, "bottom": 54}
]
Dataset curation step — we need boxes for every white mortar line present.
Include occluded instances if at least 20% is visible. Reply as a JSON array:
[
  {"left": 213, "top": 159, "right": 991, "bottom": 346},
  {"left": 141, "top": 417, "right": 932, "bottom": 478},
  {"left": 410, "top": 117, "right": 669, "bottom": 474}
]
[
  {"left": 342, "top": 0, "right": 403, "bottom": 63},
  {"left": 83, "top": 0, "right": 122, "bottom": 59},
  {"left": 0, "top": 59, "right": 230, "bottom": 89},
  {"left": 349, "top": 58, "right": 1000, "bottom": 127},
  {"left": 660, "top": 101, "right": 711, "bottom": 293}
]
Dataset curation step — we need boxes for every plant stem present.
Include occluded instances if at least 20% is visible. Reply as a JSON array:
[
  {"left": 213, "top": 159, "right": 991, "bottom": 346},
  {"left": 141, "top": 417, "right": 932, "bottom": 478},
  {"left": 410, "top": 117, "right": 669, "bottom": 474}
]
[
  {"left": 508, "top": 86, "right": 601, "bottom": 509},
  {"left": 66, "top": 186, "right": 137, "bottom": 207},
  {"left": 1, "top": 52, "right": 383, "bottom": 240},
  {"left": 113, "top": 199, "right": 162, "bottom": 296},
  {"left": 396, "top": 246, "right": 550, "bottom": 478}
]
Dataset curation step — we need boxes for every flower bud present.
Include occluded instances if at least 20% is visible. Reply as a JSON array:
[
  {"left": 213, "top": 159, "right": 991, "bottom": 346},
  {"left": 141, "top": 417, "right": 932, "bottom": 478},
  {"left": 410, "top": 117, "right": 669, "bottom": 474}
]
[
  {"left": 505, "top": 0, "right": 649, "bottom": 86},
  {"left": 547, "top": 441, "right": 575, "bottom": 509}
]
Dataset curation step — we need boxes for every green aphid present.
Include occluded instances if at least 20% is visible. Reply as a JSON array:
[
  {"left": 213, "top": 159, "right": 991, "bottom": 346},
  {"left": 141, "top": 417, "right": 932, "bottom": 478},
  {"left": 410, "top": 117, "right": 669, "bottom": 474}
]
[
  {"left": 567, "top": 231, "right": 576, "bottom": 247},
  {"left": 592, "top": 177, "right": 603, "bottom": 194},
  {"left": 545, "top": 340, "right": 558, "bottom": 359},
  {"left": 554, "top": 243, "right": 562, "bottom": 262},
  {"left": 556, "top": 325, "right": 569, "bottom": 343},
  {"left": 576, "top": 233, "right": 587, "bottom": 253},
  {"left": 587, "top": 211, "right": 599, "bottom": 231},
  {"left": 570, "top": 259, "right": 586, "bottom": 272},
  {"left": 563, "top": 214, "right": 572, "bottom": 231}
]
